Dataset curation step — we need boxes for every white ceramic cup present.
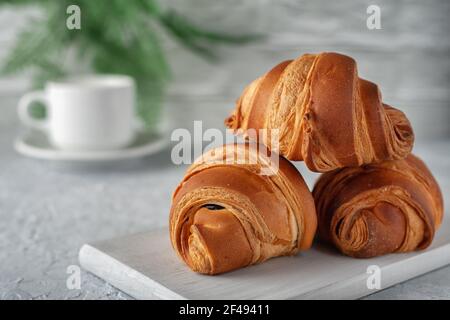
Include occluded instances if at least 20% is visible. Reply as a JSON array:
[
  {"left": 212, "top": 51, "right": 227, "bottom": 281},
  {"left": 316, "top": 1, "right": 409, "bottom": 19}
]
[{"left": 18, "top": 75, "right": 138, "bottom": 150}]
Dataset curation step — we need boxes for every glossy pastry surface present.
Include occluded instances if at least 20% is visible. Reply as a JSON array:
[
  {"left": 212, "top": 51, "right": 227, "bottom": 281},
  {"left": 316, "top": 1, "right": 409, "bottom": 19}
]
[
  {"left": 225, "top": 52, "right": 414, "bottom": 172},
  {"left": 313, "top": 154, "right": 443, "bottom": 258},
  {"left": 170, "top": 144, "right": 317, "bottom": 274}
]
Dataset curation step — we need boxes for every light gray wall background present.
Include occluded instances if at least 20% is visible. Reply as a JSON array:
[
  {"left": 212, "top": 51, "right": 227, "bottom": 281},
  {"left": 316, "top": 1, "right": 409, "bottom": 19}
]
[{"left": 0, "top": 0, "right": 449, "bottom": 142}]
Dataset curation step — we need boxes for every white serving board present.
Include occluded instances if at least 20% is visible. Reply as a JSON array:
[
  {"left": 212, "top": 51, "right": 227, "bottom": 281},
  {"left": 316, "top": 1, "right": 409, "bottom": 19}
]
[{"left": 79, "top": 216, "right": 450, "bottom": 300}]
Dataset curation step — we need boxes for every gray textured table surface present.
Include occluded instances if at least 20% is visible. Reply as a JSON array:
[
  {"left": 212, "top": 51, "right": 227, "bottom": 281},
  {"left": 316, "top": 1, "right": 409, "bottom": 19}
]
[{"left": 0, "top": 94, "right": 449, "bottom": 300}]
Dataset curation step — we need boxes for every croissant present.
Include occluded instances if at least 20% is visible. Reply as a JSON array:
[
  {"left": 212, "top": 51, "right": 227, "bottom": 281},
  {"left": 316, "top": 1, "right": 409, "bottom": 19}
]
[
  {"left": 169, "top": 144, "right": 317, "bottom": 274},
  {"left": 313, "top": 154, "right": 443, "bottom": 258},
  {"left": 225, "top": 52, "right": 414, "bottom": 172}
]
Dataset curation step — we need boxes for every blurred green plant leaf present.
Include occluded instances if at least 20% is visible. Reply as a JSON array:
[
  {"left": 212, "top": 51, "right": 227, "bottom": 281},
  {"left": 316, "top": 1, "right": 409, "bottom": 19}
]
[{"left": 1, "top": 0, "right": 262, "bottom": 129}]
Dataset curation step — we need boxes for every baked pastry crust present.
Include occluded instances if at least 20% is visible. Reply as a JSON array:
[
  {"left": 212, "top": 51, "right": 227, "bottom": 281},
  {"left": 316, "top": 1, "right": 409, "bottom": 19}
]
[
  {"left": 313, "top": 154, "right": 443, "bottom": 258},
  {"left": 169, "top": 144, "right": 317, "bottom": 274},
  {"left": 225, "top": 52, "right": 414, "bottom": 172}
]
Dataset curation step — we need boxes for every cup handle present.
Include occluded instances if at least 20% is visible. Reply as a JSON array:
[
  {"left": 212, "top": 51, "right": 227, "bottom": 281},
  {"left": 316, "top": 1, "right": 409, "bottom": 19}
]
[{"left": 17, "top": 90, "right": 49, "bottom": 131}]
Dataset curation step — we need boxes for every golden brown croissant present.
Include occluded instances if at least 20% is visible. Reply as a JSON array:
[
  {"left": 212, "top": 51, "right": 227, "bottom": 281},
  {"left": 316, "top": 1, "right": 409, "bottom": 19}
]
[
  {"left": 225, "top": 52, "right": 414, "bottom": 172},
  {"left": 313, "top": 154, "right": 443, "bottom": 258},
  {"left": 169, "top": 144, "right": 317, "bottom": 274}
]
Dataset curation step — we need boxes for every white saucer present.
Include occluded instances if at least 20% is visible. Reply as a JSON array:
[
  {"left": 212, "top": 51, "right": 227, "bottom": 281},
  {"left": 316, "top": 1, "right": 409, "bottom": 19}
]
[{"left": 14, "top": 130, "right": 169, "bottom": 161}]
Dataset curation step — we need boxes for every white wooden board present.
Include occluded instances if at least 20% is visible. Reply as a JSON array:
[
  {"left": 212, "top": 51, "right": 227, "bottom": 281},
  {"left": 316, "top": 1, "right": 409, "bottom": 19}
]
[{"left": 79, "top": 216, "right": 450, "bottom": 300}]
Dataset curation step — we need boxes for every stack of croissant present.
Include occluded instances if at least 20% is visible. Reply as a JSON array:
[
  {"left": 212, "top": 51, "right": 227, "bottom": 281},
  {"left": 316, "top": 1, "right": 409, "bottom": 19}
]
[{"left": 169, "top": 52, "right": 443, "bottom": 274}]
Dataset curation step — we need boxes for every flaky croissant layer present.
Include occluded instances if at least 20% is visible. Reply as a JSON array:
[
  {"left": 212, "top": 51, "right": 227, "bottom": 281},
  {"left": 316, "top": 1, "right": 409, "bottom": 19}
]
[
  {"left": 313, "top": 154, "right": 443, "bottom": 258},
  {"left": 169, "top": 144, "right": 317, "bottom": 274},
  {"left": 225, "top": 52, "right": 414, "bottom": 172}
]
